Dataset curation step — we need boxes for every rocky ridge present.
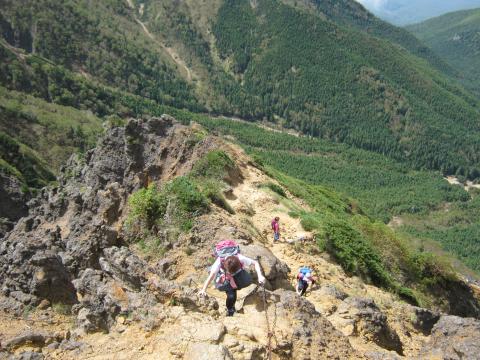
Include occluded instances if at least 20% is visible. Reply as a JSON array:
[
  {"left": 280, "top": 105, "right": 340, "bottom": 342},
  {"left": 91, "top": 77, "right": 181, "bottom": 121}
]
[
  {"left": 0, "top": 171, "right": 29, "bottom": 239},
  {"left": 0, "top": 116, "right": 479, "bottom": 359}
]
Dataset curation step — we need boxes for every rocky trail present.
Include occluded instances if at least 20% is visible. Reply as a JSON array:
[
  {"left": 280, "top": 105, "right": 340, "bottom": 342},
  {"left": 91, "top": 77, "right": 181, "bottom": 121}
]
[{"left": 1, "top": 116, "right": 480, "bottom": 359}]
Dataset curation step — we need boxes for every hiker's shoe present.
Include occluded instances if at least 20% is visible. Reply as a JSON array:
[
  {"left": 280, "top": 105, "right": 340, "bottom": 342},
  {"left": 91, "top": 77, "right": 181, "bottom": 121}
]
[{"left": 227, "top": 309, "right": 235, "bottom": 317}]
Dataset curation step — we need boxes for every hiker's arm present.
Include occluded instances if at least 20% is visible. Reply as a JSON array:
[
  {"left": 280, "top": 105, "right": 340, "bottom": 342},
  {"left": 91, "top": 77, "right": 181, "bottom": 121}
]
[
  {"left": 253, "top": 261, "right": 266, "bottom": 284},
  {"left": 200, "top": 270, "right": 217, "bottom": 296},
  {"left": 200, "top": 259, "right": 221, "bottom": 296}
]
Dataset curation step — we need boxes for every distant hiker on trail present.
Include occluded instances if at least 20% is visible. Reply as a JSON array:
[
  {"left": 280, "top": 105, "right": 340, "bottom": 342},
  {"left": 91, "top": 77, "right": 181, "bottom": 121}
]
[
  {"left": 199, "top": 240, "right": 266, "bottom": 316},
  {"left": 296, "top": 266, "right": 316, "bottom": 296},
  {"left": 271, "top": 216, "right": 280, "bottom": 242}
]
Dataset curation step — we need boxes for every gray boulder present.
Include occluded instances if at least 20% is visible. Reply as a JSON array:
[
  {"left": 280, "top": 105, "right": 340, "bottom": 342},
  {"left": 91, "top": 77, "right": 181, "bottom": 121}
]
[
  {"left": 421, "top": 315, "right": 480, "bottom": 359},
  {"left": 275, "top": 289, "right": 361, "bottom": 359},
  {"left": 241, "top": 245, "right": 290, "bottom": 290},
  {"left": 329, "top": 297, "right": 403, "bottom": 355}
]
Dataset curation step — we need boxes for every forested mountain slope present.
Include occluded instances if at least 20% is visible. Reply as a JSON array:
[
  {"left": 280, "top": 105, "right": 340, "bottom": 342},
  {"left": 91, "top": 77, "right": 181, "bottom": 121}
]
[
  {"left": 0, "top": 0, "right": 202, "bottom": 111},
  {"left": 148, "top": 0, "right": 480, "bottom": 177},
  {"left": 2, "top": 0, "right": 480, "bottom": 181},
  {"left": 282, "top": 0, "right": 456, "bottom": 76},
  {"left": 407, "top": 8, "right": 480, "bottom": 98}
]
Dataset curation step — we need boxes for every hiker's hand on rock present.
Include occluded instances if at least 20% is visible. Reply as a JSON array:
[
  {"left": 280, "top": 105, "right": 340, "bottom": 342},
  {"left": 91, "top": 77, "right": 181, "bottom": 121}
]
[
  {"left": 258, "top": 276, "right": 266, "bottom": 285},
  {"left": 199, "top": 289, "right": 207, "bottom": 297}
]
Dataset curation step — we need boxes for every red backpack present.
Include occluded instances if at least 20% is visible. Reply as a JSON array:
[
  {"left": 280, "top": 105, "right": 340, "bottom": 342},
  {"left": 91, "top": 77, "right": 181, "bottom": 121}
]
[
  {"left": 214, "top": 240, "right": 240, "bottom": 258},
  {"left": 213, "top": 240, "right": 245, "bottom": 290}
]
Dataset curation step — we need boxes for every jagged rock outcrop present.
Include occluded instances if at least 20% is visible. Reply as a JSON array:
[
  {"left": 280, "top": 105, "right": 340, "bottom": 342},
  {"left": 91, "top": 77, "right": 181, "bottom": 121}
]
[
  {"left": 411, "top": 307, "right": 440, "bottom": 335},
  {"left": 0, "top": 116, "right": 221, "bottom": 330},
  {"left": 434, "top": 279, "right": 480, "bottom": 318},
  {"left": 0, "top": 170, "right": 29, "bottom": 238},
  {"left": 274, "top": 289, "right": 361, "bottom": 359}
]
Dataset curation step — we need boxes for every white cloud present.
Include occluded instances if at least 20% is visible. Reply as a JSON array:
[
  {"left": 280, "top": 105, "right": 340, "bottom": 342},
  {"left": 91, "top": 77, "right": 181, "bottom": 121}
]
[{"left": 356, "top": 0, "right": 388, "bottom": 11}]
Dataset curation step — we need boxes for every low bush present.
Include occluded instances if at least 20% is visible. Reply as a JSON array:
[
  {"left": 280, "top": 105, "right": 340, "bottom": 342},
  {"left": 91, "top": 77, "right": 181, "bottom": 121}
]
[
  {"left": 126, "top": 178, "right": 208, "bottom": 254},
  {"left": 324, "top": 218, "right": 395, "bottom": 289},
  {"left": 164, "top": 177, "right": 209, "bottom": 215},
  {"left": 127, "top": 184, "right": 167, "bottom": 230},
  {"left": 199, "top": 179, "right": 235, "bottom": 214},
  {"left": 191, "top": 150, "right": 235, "bottom": 180}
]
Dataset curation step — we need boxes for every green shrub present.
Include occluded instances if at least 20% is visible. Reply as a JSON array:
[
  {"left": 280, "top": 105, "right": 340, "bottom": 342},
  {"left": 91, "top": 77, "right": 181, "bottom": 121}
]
[
  {"left": 409, "top": 252, "right": 457, "bottom": 286},
  {"left": 288, "top": 210, "right": 300, "bottom": 218},
  {"left": 300, "top": 212, "right": 324, "bottom": 232},
  {"left": 397, "top": 287, "right": 421, "bottom": 306},
  {"left": 127, "top": 177, "right": 208, "bottom": 251},
  {"left": 250, "top": 153, "right": 264, "bottom": 168},
  {"left": 127, "top": 184, "right": 167, "bottom": 230},
  {"left": 316, "top": 236, "right": 327, "bottom": 252},
  {"left": 165, "top": 177, "right": 209, "bottom": 215},
  {"left": 197, "top": 178, "right": 235, "bottom": 214},
  {"left": 52, "top": 303, "right": 72, "bottom": 315},
  {"left": 190, "top": 150, "right": 236, "bottom": 214},
  {"left": 138, "top": 237, "right": 168, "bottom": 258},
  {"left": 324, "top": 219, "right": 395, "bottom": 289},
  {"left": 191, "top": 150, "right": 235, "bottom": 180}
]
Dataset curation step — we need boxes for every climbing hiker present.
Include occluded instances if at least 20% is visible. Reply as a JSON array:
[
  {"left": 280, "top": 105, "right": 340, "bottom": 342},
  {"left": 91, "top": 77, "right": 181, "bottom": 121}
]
[
  {"left": 296, "top": 266, "right": 316, "bottom": 296},
  {"left": 199, "top": 240, "right": 266, "bottom": 316},
  {"left": 271, "top": 216, "right": 280, "bottom": 242}
]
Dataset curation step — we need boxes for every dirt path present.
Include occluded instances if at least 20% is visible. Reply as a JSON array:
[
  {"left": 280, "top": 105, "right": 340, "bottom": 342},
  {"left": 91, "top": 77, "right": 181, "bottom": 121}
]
[
  {"left": 223, "top": 145, "right": 411, "bottom": 355},
  {"left": 226, "top": 144, "right": 311, "bottom": 244},
  {"left": 135, "top": 20, "right": 192, "bottom": 82},
  {"left": 126, "top": 0, "right": 193, "bottom": 82}
]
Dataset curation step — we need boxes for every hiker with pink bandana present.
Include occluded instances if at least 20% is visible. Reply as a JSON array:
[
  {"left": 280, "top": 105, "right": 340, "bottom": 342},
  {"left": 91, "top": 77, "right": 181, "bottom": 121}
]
[{"left": 199, "top": 240, "right": 265, "bottom": 316}]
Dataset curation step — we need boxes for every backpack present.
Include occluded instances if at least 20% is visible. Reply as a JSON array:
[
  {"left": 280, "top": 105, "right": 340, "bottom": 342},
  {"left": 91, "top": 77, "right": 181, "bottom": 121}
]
[
  {"left": 214, "top": 240, "right": 240, "bottom": 258},
  {"left": 213, "top": 240, "right": 252, "bottom": 291},
  {"left": 297, "top": 266, "right": 312, "bottom": 280}
]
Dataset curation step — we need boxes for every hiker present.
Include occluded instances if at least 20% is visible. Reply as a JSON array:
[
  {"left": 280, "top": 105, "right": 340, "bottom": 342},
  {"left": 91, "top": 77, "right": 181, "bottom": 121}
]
[
  {"left": 199, "top": 240, "right": 266, "bottom": 316},
  {"left": 271, "top": 216, "right": 280, "bottom": 242},
  {"left": 296, "top": 266, "right": 316, "bottom": 296}
]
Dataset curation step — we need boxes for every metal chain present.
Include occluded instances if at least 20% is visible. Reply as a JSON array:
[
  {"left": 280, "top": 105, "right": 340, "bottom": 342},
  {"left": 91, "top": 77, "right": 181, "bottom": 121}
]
[
  {"left": 271, "top": 294, "right": 279, "bottom": 348},
  {"left": 262, "top": 284, "right": 275, "bottom": 360}
]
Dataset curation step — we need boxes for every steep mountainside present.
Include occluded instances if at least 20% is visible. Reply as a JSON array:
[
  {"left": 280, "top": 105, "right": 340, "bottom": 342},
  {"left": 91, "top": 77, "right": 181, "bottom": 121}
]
[
  {"left": 407, "top": 8, "right": 480, "bottom": 97},
  {"left": 0, "top": 86, "right": 102, "bottom": 227},
  {"left": 0, "top": 0, "right": 202, "bottom": 111},
  {"left": 139, "top": 0, "right": 480, "bottom": 176},
  {"left": 282, "top": 0, "right": 455, "bottom": 76},
  {"left": 1, "top": 116, "right": 479, "bottom": 359},
  {"left": 2, "top": 0, "right": 480, "bottom": 180}
]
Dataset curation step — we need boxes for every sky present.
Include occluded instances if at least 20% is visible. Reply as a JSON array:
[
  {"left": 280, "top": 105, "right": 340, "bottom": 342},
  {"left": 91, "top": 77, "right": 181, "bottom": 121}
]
[{"left": 355, "top": 0, "right": 480, "bottom": 25}]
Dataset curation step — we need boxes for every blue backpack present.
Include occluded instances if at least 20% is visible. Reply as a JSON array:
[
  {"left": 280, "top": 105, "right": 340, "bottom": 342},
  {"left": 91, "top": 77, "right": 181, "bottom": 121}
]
[{"left": 298, "top": 266, "right": 312, "bottom": 280}]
